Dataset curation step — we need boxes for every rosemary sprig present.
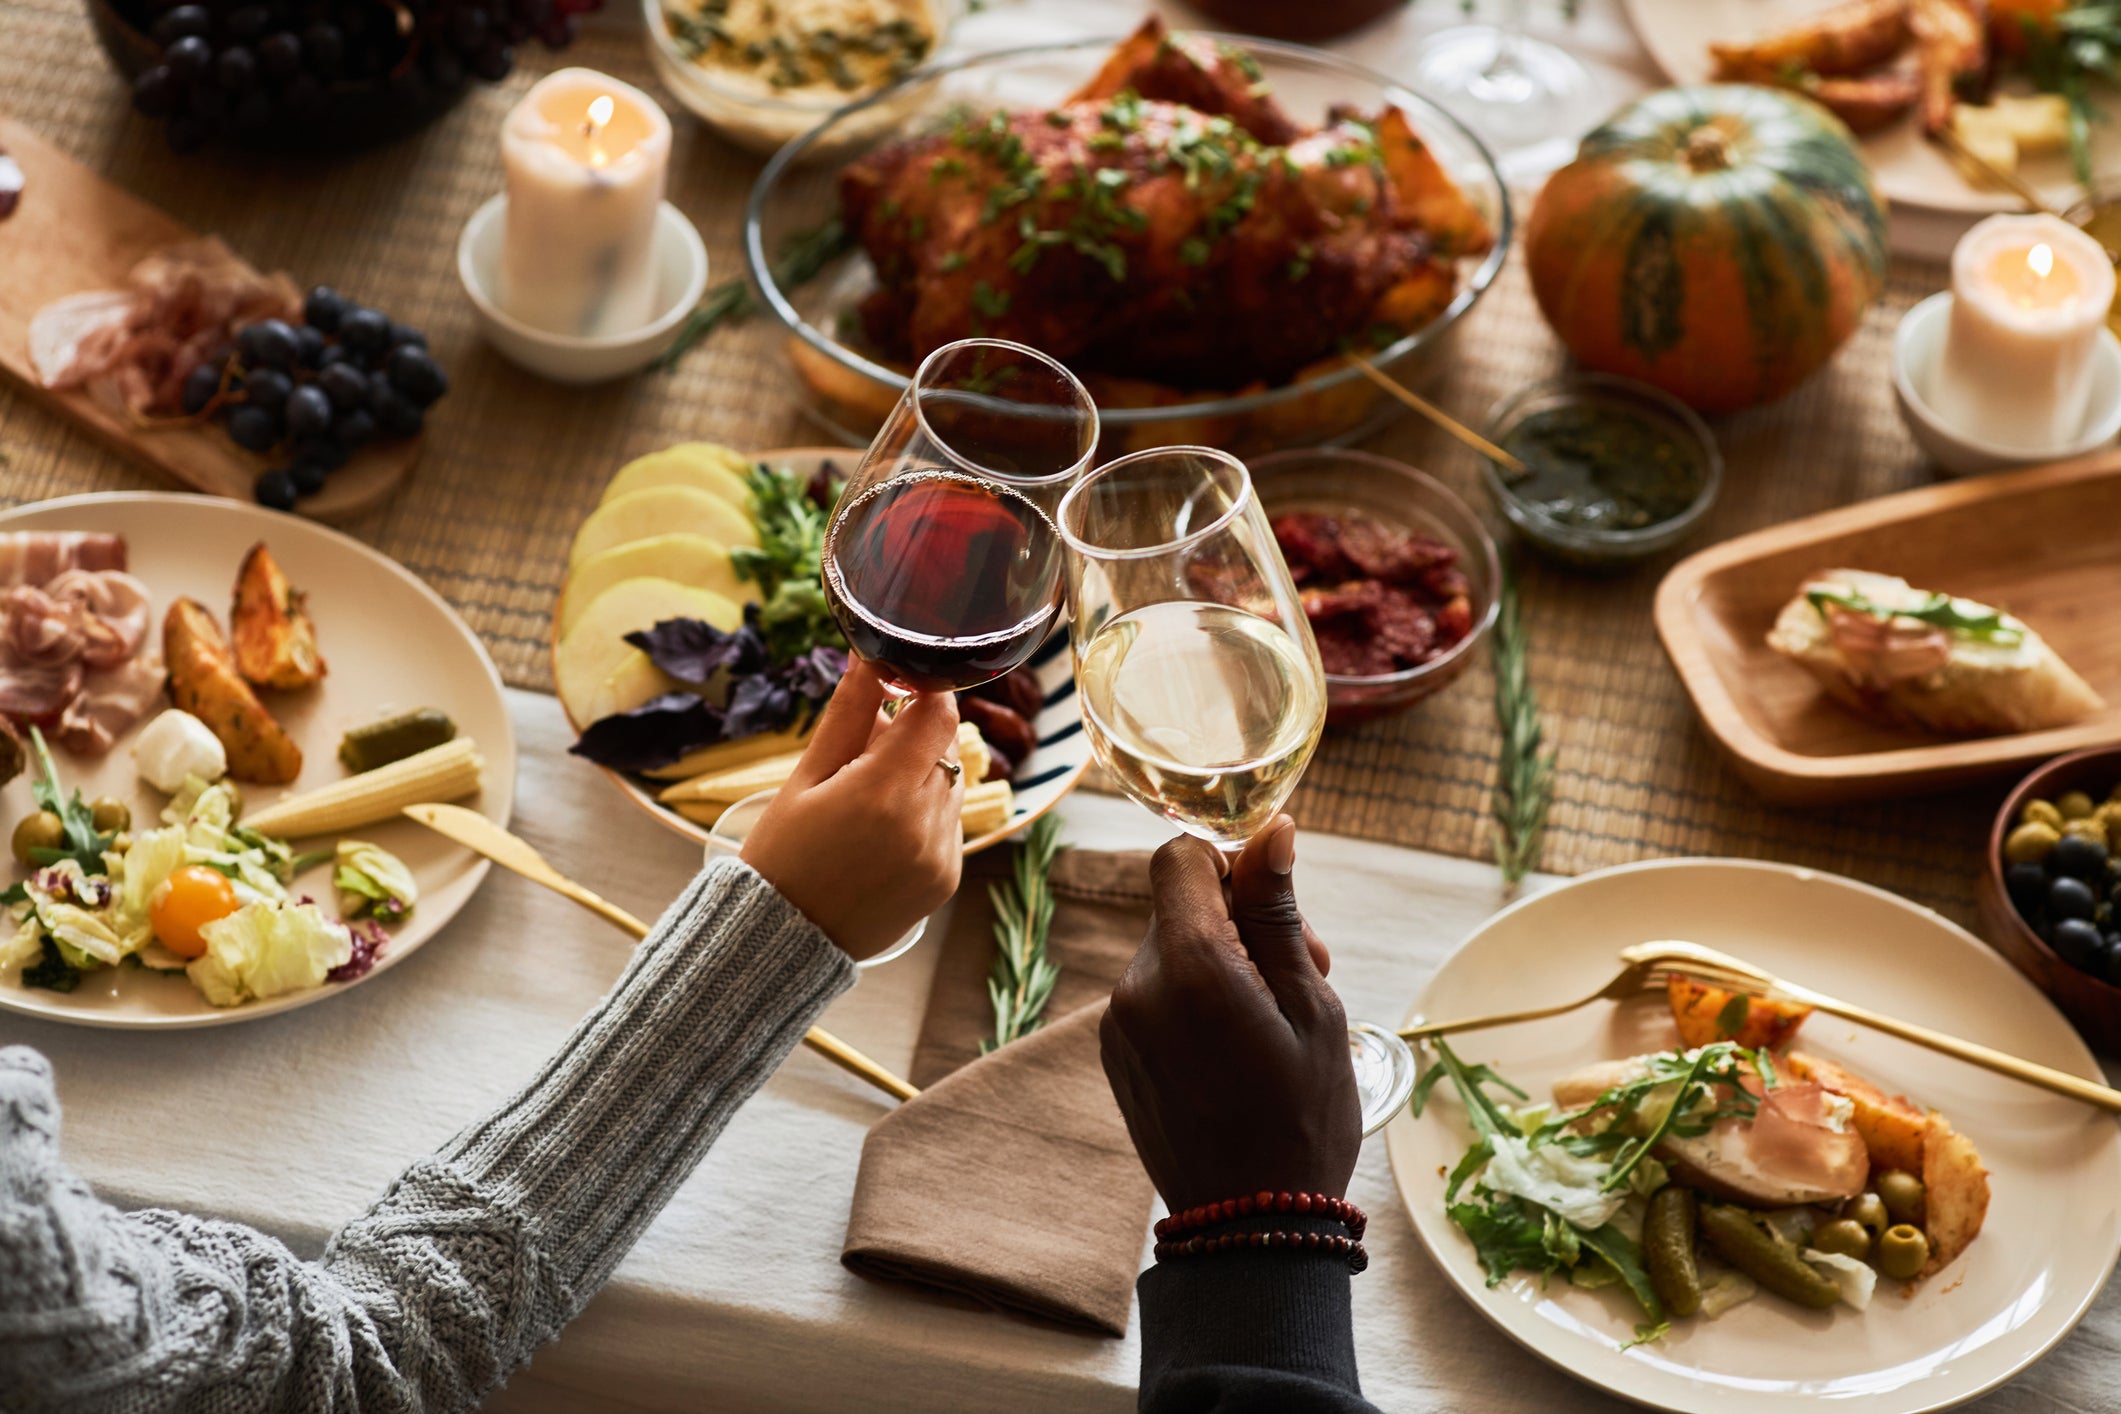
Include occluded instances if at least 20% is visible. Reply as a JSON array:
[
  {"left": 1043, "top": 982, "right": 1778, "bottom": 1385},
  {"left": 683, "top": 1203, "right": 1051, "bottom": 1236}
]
[
  {"left": 1489, "top": 560, "right": 1555, "bottom": 890},
  {"left": 981, "top": 812, "right": 1062, "bottom": 1053},
  {"left": 653, "top": 218, "right": 851, "bottom": 372}
]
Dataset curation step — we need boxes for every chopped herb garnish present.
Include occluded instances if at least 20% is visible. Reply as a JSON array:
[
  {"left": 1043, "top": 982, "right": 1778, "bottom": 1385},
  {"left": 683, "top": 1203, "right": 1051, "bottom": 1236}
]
[
  {"left": 1806, "top": 585, "right": 2023, "bottom": 644},
  {"left": 971, "top": 281, "right": 1011, "bottom": 318},
  {"left": 938, "top": 251, "right": 967, "bottom": 272}
]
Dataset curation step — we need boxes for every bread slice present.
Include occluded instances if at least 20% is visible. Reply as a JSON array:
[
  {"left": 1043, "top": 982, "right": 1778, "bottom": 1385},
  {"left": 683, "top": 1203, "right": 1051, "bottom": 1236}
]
[{"left": 1766, "top": 569, "right": 2102, "bottom": 737}]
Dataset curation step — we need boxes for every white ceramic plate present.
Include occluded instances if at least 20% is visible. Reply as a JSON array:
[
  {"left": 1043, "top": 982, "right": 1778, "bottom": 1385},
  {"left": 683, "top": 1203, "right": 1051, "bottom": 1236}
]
[
  {"left": 0, "top": 493, "right": 515, "bottom": 1029},
  {"left": 562, "top": 448, "right": 1089, "bottom": 857},
  {"left": 1387, "top": 857, "right": 2121, "bottom": 1414},
  {"left": 1620, "top": 0, "right": 2119, "bottom": 216}
]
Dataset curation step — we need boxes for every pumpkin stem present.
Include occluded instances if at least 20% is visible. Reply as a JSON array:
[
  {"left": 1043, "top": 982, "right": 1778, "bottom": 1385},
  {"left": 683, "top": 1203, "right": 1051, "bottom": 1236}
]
[{"left": 1683, "top": 124, "right": 1733, "bottom": 174}]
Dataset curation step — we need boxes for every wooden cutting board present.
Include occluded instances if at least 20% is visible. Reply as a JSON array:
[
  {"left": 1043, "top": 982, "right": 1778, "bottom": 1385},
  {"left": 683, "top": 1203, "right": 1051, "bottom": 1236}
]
[{"left": 0, "top": 117, "right": 417, "bottom": 519}]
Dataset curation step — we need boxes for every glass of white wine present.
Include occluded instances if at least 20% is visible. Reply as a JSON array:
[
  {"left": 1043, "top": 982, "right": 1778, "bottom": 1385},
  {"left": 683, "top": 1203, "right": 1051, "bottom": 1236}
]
[{"left": 1058, "top": 446, "right": 1415, "bottom": 1133}]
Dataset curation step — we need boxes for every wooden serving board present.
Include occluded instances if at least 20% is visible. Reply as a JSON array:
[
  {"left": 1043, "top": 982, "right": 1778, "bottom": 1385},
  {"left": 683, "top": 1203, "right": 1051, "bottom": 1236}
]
[
  {"left": 0, "top": 117, "right": 417, "bottom": 519},
  {"left": 1655, "top": 450, "right": 2121, "bottom": 805}
]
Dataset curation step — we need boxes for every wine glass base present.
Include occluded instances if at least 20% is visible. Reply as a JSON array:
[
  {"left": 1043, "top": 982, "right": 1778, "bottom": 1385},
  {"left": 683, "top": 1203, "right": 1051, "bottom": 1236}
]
[
  {"left": 1414, "top": 25, "right": 1594, "bottom": 151},
  {"left": 1349, "top": 1020, "right": 1419, "bottom": 1138}
]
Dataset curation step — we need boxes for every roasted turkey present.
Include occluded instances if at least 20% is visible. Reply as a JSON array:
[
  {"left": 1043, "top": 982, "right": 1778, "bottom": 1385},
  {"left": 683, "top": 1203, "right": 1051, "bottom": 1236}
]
[{"left": 838, "top": 18, "right": 1494, "bottom": 392}]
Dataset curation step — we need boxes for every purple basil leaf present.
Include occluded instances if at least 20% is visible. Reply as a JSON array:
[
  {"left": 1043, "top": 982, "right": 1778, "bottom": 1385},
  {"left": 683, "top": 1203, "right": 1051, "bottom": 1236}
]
[
  {"left": 786, "top": 646, "right": 846, "bottom": 702},
  {"left": 624, "top": 618, "right": 764, "bottom": 684},
  {"left": 570, "top": 692, "right": 726, "bottom": 772},
  {"left": 725, "top": 676, "right": 796, "bottom": 738}
]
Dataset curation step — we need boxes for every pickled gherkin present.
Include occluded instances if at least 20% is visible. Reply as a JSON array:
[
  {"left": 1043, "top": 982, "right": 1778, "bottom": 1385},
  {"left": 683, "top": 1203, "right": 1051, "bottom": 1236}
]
[
  {"left": 1697, "top": 1203, "right": 1841, "bottom": 1311},
  {"left": 1643, "top": 1186, "right": 1702, "bottom": 1318},
  {"left": 339, "top": 709, "right": 457, "bottom": 773}
]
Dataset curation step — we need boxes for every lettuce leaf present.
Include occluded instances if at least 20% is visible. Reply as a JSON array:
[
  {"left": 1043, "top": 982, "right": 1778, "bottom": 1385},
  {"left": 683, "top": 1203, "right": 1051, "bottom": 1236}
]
[
  {"left": 334, "top": 841, "right": 418, "bottom": 924},
  {"left": 187, "top": 900, "right": 353, "bottom": 1007}
]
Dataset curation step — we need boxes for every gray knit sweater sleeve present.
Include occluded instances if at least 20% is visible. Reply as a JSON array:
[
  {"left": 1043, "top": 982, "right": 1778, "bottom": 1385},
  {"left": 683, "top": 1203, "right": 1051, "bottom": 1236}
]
[{"left": 0, "top": 856, "right": 854, "bottom": 1413}]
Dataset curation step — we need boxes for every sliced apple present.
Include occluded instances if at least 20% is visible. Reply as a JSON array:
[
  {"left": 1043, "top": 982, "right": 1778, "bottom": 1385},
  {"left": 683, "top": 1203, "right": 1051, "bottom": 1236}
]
[
  {"left": 555, "top": 577, "right": 740, "bottom": 728},
  {"left": 560, "top": 534, "right": 744, "bottom": 638},
  {"left": 570, "top": 486, "right": 758, "bottom": 567},
  {"left": 579, "top": 649, "right": 684, "bottom": 725},
  {"left": 601, "top": 443, "right": 755, "bottom": 508},
  {"left": 639, "top": 725, "right": 813, "bottom": 781}
]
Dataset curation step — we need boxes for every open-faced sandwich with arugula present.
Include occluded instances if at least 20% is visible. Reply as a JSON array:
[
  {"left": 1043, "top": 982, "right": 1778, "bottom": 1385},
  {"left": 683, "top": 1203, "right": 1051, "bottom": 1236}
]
[
  {"left": 1414, "top": 978, "right": 1991, "bottom": 1344},
  {"left": 1767, "top": 568, "right": 2101, "bottom": 737}
]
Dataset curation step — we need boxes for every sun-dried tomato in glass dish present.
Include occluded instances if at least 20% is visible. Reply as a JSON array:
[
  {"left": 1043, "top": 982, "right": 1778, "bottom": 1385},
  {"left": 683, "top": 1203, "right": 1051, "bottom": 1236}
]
[{"left": 1251, "top": 449, "right": 1500, "bottom": 724}]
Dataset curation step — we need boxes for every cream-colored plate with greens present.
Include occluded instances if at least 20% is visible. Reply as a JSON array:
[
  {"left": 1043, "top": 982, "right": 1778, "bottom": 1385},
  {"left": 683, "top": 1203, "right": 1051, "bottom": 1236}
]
[
  {"left": 1388, "top": 857, "right": 2121, "bottom": 1413},
  {"left": 0, "top": 494, "right": 515, "bottom": 1029}
]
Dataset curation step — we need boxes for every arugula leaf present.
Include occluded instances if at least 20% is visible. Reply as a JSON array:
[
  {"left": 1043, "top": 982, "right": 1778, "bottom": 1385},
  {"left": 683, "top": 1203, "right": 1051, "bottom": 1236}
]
[
  {"left": 25, "top": 727, "right": 114, "bottom": 874},
  {"left": 1805, "top": 586, "right": 2023, "bottom": 645},
  {"left": 1447, "top": 1193, "right": 1559, "bottom": 1287},
  {"left": 733, "top": 462, "right": 847, "bottom": 664},
  {"left": 21, "top": 936, "right": 80, "bottom": 992},
  {"left": 1410, "top": 1038, "right": 1526, "bottom": 1139},
  {"left": 1575, "top": 1222, "right": 1664, "bottom": 1324},
  {"left": 1714, "top": 992, "right": 1750, "bottom": 1039}
]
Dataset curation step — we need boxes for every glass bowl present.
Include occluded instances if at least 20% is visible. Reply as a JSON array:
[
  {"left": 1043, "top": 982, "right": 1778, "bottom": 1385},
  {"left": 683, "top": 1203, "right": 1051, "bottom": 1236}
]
[
  {"left": 643, "top": 0, "right": 960, "bottom": 156},
  {"left": 744, "top": 35, "right": 1511, "bottom": 457},
  {"left": 1249, "top": 448, "right": 1500, "bottom": 725},
  {"left": 1478, "top": 374, "right": 1723, "bottom": 571}
]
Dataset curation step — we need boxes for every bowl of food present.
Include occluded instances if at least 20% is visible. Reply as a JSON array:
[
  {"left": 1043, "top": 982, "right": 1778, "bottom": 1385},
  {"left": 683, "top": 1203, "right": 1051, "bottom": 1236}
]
[
  {"left": 1479, "top": 373, "right": 1722, "bottom": 571},
  {"left": 1980, "top": 744, "right": 2121, "bottom": 1053},
  {"left": 744, "top": 19, "right": 1510, "bottom": 457},
  {"left": 644, "top": 0, "right": 956, "bottom": 155},
  {"left": 1249, "top": 448, "right": 1499, "bottom": 724}
]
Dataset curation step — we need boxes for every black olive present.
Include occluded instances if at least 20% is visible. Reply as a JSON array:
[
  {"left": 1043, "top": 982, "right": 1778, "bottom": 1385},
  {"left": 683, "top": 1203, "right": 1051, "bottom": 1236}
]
[
  {"left": 2053, "top": 834, "right": 2109, "bottom": 881},
  {"left": 2006, "top": 861, "right": 2049, "bottom": 916},
  {"left": 2054, "top": 918, "right": 2105, "bottom": 968},
  {"left": 2050, "top": 875, "right": 2099, "bottom": 922}
]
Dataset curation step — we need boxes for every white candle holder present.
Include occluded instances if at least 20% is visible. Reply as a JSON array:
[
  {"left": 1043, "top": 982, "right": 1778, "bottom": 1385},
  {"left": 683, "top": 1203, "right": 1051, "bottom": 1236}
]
[
  {"left": 1893, "top": 291, "right": 2121, "bottom": 477},
  {"left": 456, "top": 195, "right": 708, "bottom": 384}
]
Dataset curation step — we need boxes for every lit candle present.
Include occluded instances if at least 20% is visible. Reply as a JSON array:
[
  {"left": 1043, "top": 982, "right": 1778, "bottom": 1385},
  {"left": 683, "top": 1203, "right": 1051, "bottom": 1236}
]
[
  {"left": 1933, "top": 214, "right": 2115, "bottom": 452},
  {"left": 499, "top": 68, "right": 672, "bottom": 339}
]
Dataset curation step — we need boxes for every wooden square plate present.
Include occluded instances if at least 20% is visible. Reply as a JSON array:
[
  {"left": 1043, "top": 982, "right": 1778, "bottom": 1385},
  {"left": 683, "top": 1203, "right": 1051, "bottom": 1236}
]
[{"left": 1655, "top": 452, "right": 2121, "bottom": 804}]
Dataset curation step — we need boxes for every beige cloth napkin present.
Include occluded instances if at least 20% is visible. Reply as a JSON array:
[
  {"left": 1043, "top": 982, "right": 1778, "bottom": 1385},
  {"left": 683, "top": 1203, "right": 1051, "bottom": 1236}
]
[{"left": 842, "top": 850, "right": 1159, "bottom": 1336}]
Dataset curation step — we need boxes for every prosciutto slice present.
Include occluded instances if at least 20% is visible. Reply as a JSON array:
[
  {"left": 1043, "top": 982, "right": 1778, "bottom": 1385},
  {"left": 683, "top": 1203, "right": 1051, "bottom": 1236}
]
[
  {"left": 0, "top": 560, "right": 163, "bottom": 755},
  {"left": 0, "top": 532, "right": 127, "bottom": 587}
]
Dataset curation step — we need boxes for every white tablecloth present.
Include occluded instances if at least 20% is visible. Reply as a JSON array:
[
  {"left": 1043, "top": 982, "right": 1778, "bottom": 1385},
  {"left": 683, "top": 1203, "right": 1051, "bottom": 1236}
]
[{"left": 13, "top": 690, "right": 2117, "bottom": 1412}]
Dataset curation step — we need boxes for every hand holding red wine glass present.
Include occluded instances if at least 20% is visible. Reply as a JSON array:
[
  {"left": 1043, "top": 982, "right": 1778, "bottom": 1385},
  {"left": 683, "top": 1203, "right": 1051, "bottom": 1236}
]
[{"left": 822, "top": 339, "right": 1098, "bottom": 695}]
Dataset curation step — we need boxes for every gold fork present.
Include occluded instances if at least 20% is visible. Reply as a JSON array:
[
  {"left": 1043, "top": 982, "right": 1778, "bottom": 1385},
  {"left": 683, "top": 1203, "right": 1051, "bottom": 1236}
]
[
  {"left": 1396, "top": 943, "right": 1721, "bottom": 1043},
  {"left": 1635, "top": 940, "right": 2121, "bottom": 1115}
]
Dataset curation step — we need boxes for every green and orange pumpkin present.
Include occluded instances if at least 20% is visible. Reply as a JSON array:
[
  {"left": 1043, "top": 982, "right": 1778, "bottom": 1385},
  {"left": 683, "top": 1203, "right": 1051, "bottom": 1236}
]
[{"left": 1525, "top": 85, "right": 1889, "bottom": 416}]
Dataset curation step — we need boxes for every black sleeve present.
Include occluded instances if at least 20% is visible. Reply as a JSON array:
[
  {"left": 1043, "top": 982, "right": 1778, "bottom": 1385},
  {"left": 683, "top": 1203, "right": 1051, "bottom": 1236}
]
[{"left": 1136, "top": 1242, "right": 1381, "bottom": 1414}]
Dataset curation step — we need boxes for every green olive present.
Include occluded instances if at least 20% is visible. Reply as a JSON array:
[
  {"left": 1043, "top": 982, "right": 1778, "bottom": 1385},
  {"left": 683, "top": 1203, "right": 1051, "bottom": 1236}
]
[
  {"left": 1845, "top": 1192, "right": 1890, "bottom": 1237},
  {"left": 1878, "top": 1170, "right": 1926, "bottom": 1227},
  {"left": 1811, "top": 1217, "right": 1871, "bottom": 1260},
  {"left": 88, "top": 797, "right": 131, "bottom": 834},
  {"left": 2063, "top": 816, "right": 2110, "bottom": 850},
  {"left": 2058, "top": 790, "right": 2096, "bottom": 820},
  {"left": 2023, "top": 799, "right": 2066, "bottom": 831},
  {"left": 2005, "top": 821, "right": 2061, "bottom": 864},
  {"left": 1877, "top": 1223, "right": 1930, "bottom": 1280},
  {"left": 11, "top": 811, "right": 64, "bottom": 866}
]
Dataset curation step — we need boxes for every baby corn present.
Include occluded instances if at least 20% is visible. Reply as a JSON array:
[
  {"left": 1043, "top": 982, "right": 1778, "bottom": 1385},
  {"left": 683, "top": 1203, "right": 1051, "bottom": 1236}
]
[{"left": 243, "top": 738, "right": 484, "bottom": 837}]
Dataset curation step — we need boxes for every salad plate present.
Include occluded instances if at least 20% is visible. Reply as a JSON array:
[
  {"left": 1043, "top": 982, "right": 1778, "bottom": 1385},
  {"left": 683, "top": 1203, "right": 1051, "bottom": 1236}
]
[
  {"left": 0, "top": 493, "right": 515, "bottom": 1029},
  {"left": 1386, "top": 857, "right": 2121, "bottom": 1414},
  {"left": 565, "top": 448, "right": 1091, "bottom": 858}
]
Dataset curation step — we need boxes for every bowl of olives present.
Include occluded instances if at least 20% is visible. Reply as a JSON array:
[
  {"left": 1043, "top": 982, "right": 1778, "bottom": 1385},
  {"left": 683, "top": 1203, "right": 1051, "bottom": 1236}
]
[{"left": 1980, "top": 745, "right": 2121, "bottom": 1054}]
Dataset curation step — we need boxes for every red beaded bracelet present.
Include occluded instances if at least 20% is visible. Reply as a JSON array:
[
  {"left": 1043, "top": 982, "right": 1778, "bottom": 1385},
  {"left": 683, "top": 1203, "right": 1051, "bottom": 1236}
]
[
  {"left": 1154, "top": 1227, "right": 1370, "bottom": 1274},
  {"left": 1153, "top": 1192, "right": 1368, "bottom": 1243}
]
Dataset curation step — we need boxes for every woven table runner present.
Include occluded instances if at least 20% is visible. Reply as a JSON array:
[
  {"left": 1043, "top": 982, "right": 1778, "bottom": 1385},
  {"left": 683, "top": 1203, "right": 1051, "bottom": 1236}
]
[{"left": 0, "top": 0, "right": 1991, "bottom": 923}]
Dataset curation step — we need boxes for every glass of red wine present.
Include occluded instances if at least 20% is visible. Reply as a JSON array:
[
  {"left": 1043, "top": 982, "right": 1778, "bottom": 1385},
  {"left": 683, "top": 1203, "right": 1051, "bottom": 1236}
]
[{"left": 822, "top": 339, "right": 1099, "bottom": 695}]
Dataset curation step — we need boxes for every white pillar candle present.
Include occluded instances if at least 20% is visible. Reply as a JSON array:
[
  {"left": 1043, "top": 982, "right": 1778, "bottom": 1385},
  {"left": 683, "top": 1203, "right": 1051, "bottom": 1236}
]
[
  {"left": 1934, "top": 213, "right": 2115, "bottom": 453},
  {"left": 499, "top": 68, "right": 672, "bottom": 339}
]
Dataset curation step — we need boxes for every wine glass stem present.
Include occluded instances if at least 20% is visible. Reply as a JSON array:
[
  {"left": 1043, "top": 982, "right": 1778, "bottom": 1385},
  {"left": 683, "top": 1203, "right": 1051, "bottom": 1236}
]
[{"left": 1487, "top": 0, "right": 1530, "bottom": 82}]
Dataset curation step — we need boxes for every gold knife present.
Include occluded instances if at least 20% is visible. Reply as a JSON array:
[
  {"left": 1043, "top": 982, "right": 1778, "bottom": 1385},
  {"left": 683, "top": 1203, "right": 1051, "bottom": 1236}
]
[{"left": 404, "top": 802, "right": 919, "bottom": 1103}]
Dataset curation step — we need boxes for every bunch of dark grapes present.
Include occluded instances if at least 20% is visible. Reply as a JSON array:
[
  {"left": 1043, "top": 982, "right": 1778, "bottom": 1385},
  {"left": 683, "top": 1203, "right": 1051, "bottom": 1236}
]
[
  {"left": 181, "top": 285, "right": 448, "bottom": 510},
  {"left": 124, "top": 0, "right": 604, "bottom": 153}
]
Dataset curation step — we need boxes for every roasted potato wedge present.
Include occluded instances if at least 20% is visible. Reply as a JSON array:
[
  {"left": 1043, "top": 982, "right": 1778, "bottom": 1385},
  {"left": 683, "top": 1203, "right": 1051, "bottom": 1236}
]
[
  {"left": 1921, "top": 1112, "right": 1990, "bottom": 1276},
  {"left": 231, "top": 542, "right": 326, "bottom": 691},
  {"left": 1375, "top": 108, "right": 1495, "bottom": 259},
  {"left": 1667, "top": 977, "right": 1814, "bottom": 1050},
  {"left": 1711, "top": 0, "right": 1913, "bottom": 80},
  {"left": 165, "top": 598, "right": 302, "bottom": 785},
  {"left": 1786, "top": 1051, "right": 1931, "bottom": 1173},
  {"left": 1912, "top": 0, "right": 1990, "bottom": 134}
]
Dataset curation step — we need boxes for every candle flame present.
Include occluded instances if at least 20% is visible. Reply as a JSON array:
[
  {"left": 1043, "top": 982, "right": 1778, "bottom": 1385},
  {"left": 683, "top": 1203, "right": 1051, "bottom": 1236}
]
[
  {"left": 588, "top": 95, "right": 615, "bottom": 130},
  {"left": 2030, "top": 242, "right": 2055, "bottom": 279}
]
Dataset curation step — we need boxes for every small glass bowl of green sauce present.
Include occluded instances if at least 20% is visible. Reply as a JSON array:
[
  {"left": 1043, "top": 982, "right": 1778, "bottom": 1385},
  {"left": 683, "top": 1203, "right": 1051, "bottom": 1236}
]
[{"left": 1479, "top": 374, "right": 1722, "bottom": 570}]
